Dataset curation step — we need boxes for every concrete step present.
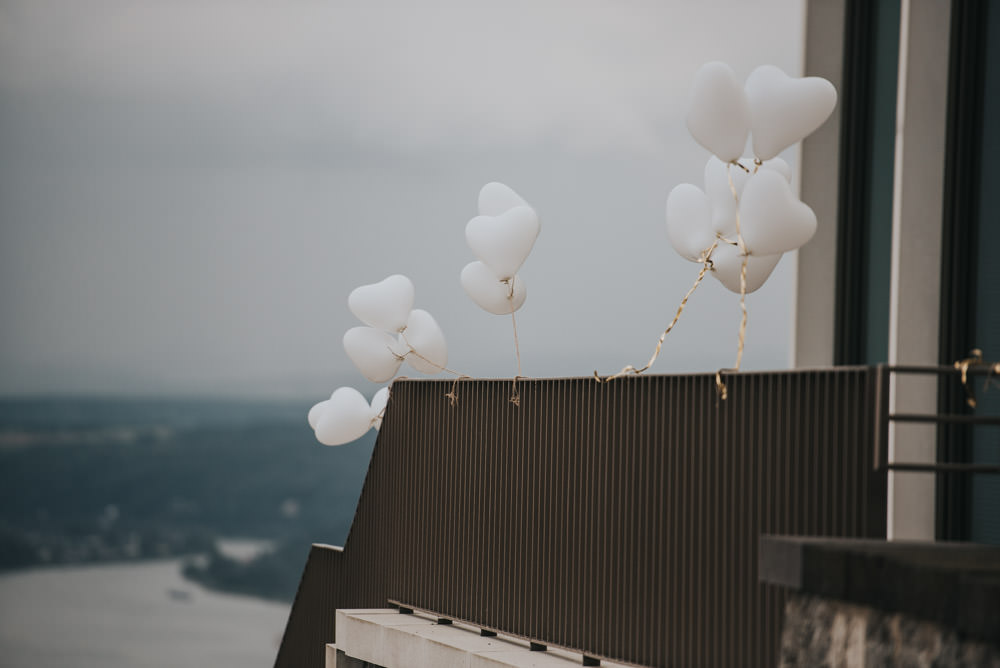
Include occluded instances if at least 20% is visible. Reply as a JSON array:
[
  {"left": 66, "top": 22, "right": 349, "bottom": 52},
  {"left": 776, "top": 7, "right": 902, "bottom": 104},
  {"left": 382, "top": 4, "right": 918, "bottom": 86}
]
[{"left": 328, "top": 609, "right": 631, "bottom": 668}]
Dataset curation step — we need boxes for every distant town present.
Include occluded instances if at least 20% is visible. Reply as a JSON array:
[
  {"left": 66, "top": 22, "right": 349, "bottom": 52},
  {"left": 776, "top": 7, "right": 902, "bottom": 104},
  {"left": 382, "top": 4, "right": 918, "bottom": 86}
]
[{"left": 0, "top": 397, "right": 373, "bottom": 601}]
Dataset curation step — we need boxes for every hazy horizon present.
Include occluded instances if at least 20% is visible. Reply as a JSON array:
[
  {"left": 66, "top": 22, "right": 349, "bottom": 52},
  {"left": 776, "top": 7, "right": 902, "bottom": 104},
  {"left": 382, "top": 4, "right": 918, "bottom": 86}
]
[{"left": 0, "top": 0, "right": 808, "bottom": 400}]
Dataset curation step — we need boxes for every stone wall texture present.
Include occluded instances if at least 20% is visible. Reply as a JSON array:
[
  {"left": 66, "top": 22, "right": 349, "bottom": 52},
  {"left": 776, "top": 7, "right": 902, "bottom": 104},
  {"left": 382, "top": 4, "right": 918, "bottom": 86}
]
[{"left": 780, "top": 594, "right": 1000, "bottom": 668}]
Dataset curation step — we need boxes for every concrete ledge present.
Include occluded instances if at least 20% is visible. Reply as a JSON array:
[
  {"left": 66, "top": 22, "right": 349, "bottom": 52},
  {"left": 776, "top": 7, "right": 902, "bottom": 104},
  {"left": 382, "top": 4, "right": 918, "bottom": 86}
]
[
  {"left": 332, "top": 609, "right": 631, "bottom": 668},
  {"left": 759, "top": 536, "right": 1000, "bottom": 645}
]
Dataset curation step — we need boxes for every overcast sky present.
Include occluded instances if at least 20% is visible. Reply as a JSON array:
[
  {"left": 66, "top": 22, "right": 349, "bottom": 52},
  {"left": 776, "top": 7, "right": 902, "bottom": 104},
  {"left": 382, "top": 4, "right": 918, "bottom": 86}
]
[{"left": 0, "top": 0, "right": 807, "bottom": 399}]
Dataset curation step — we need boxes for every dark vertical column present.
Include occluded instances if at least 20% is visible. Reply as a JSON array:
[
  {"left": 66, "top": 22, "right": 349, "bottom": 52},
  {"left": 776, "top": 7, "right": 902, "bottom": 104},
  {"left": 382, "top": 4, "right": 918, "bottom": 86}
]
[
  {"left": 937, "top": 0, "right": 989, "bottom": 541},
  {"left": 835, "top": 0, "right": 900, "bottom": 365}
]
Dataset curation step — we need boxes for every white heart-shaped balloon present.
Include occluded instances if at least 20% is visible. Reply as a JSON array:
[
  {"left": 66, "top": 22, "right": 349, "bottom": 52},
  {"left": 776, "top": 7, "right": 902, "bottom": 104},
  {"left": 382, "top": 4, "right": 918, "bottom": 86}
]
[
  {"left": 370, "top": 387, "right": 390, "bottom": 431},
  {"left": 685, "top": 62, "right": 752, "bottom": 162},
  {"left": 307, "top": 399, "right": 329, "bottom": 431},
  {"left": 705, "top": 157, "right": 793, "bottom": 238},
  {"left": 465, "top": 205, "right": 540, "bottom": 281},
  {"left": 478, "top": 182, "right": 530, "bottom": 216},
  {"left": 761, "top": 156, "right": 792, "bottom": 182},
  {"left": 343, "top": 326, "right": 404, "bottom": 383},
  {"left": 703, "top": 157, "right": 751, "bottom": 238},
  {"left": 401, "top": 309, "right": 448, "bottom": 375},
  {"left": 348, "top": 274, "right": 414, "bottom": 333},
  {"left": 745, "top": 64, "right": 837, "bottom": 161},
  {"left": 314, "top": 387, "right": 374, "bottom": 446},
  {"left": 460, "top": 261, "right": 527, "bottom": 315},
  {"left": 709, "top": 243, "right": 782, "bottom": 294},
  {"left": 666, "top": 183, "right": 716, "bottom": 262},
  {"left": 739, "top": 169, "right": 817, "bottom": 255}
]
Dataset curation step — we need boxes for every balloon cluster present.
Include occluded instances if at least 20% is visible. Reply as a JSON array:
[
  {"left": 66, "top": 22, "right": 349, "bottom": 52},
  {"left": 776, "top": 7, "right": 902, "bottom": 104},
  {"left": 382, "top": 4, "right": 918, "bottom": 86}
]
[
  {"left": 668, "top": 62, "right": 836, "bottom": 293},
  {"left": 599, "top": 62, "right": 836, "bottom": 384},
  {"left": 343, "top": 275, "right": 447, "bottom": 382},
  {"left": 308, "top": 275, "right": 449, "bottom": 446},
  {"left": 308, "top": 183, "right": 539, "bottom": 446},
  {"left": 308, "top": 62, "right": 839, "bottom": 435},
  {"left": 460, "top": 182, "right": 540, "bottom": 315}
]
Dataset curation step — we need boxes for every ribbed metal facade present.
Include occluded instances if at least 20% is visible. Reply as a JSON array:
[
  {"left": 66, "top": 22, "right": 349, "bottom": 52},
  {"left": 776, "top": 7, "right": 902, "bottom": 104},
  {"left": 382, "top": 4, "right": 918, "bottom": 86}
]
[
  {"left": 276, "top": 368, "right": 888, "bottom": 668},
  {"left": 273, "top": 544, "right": 342, "bottom": 668}
]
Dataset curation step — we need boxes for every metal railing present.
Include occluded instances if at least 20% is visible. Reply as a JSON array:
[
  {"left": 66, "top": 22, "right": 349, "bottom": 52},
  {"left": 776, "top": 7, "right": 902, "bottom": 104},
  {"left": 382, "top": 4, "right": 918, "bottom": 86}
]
[
  {"left": 877, "top": 364, "right": 1000, "bottom": 474},
  {"left": 275, "top": 367, "right": 890, "bottom": 668}
]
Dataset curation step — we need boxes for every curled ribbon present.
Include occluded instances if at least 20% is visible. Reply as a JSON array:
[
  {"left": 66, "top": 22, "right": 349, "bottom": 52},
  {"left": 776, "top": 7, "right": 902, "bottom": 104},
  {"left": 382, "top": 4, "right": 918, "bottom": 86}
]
[
  {"left": 503, "top": 278, "right": 523, "bottom": 406},
  {"left": 595, "top": 160, "right": 754, "bottom": 397},
  {"left": 595, "top": 240, "right": 719, "bottom": 383},
  {"left": 397, "top": 332, "right": 472, "bottom": 406},
  {"left": 953, "top": 349, "right": 1000, "bottom": 409}
]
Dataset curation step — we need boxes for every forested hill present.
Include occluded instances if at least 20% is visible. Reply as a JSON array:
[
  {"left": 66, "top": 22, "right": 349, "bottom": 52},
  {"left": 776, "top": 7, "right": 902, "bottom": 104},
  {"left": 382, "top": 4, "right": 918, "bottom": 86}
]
[{"left": 0, "top": 397, "right": 375, "bottom": 600}]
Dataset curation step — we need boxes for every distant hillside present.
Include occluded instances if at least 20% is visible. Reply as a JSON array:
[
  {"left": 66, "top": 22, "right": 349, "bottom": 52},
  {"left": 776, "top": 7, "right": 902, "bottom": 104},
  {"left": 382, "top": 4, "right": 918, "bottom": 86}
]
[{"left": 0, "top": 397, "right": 375, "bottom": 599}]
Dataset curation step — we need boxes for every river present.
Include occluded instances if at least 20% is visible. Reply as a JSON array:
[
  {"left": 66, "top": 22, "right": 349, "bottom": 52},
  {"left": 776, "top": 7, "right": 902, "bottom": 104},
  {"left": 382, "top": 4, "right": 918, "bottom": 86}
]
[{"left": 0, "top": 556, "right": 290, "bottom": 668}]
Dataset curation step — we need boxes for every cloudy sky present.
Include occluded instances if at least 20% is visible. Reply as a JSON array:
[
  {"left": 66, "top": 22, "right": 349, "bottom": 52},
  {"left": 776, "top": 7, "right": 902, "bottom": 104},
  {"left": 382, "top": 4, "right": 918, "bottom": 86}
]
[{"left": 0, "top": 0, "right": 806, "bottom": 399}]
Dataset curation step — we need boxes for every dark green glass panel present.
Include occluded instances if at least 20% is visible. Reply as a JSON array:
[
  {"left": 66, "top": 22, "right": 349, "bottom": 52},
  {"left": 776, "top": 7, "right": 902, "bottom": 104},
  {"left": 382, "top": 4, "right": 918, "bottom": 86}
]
[
  {"left": 862, "top": 0, "right": 900, "bottom": 364},
  {"left": 970, "top": 0, "right": 1000, "bottom": 545}
]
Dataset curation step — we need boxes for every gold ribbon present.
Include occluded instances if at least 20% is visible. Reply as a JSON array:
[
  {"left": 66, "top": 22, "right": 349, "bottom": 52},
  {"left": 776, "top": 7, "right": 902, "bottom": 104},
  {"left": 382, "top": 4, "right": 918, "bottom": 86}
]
[
  {"left": 443, "top": 375, "right": 472, "bottom": 407},
  {"left": 720, "top": 156, "right": 757, "bottom": 393},
  {"left": 594, "top": 159, "right": 762, "bottom": 400},
  {"left": 370, "top": 385, "right": 392, "bottom": 428},
  {"left": 718, "top": 160, "right": 752, "bottom": 400},
  {"left": 398, "top": 332, "right": 472, "bottom": 406},
  {"left": 952, "top": 348, "right": 1000, "bottom": 409},
  {"left": 503, "top": 277, "right": 523, "bottom": 406},
  {"left": 596, "top": 159, "right": 752, "bottom": 400},
  {"left": 595, "top": 240, "right": 719, "bottom": 383},
  {"left": 714, "top": 367, "right": 738, "bottom": 400},
  {"left": 385, "top": 276, "right": 525, "bottom": 408}
]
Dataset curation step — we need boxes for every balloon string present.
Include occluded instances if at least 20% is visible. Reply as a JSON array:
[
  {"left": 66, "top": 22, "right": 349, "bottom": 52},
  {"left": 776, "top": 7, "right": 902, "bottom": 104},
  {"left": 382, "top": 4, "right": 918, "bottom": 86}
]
[
  {"left": 444, "top": 375, "right": 470, "bottom": 407},
  {"left": 714, "top": 367, "right": 738, "bottom": 400},
  {"left": 735, "top": 257, "right": 748, "bottom": 370},
  {"left": 731, "top": 162, "right": 749, "bottom": 372},
  {"left": 397, "top": 333, "right": 467, "bottom": 378},
  {"left": 504, "top": 278, "right": 522, "bottom": 406},
  {"left": 369, "top": 386, "right": 391, "bottom": 428},
  {"left": 595, "top": 239, "right": 719, "bottom": 383},
  {"left": 397, "top": 334, "right": 472, "bottom": 407},
  {"left": 732, "top": 159, "right": 752, "bottom": 174},
  {"left": 594, "top": 160, "right": 752, "bottom": 391},
  {"left": 510, "top": 311, "right": 522, "bottom": 406},
  {"left": 726, "top": 160, "right": 748, "bottom": 254},
  {"left": 716, "top": 161, "right": 750, "bottom": 401}
]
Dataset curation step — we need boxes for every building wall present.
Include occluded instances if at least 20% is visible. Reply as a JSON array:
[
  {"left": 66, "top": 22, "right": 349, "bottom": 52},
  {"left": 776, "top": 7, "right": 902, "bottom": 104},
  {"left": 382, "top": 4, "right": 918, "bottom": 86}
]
[
  {"left": 798, "top": 0, "right": 953, "bottom": 540},
  {"left": 794, "top": 0, "right": 845, "bottom": 369}
]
